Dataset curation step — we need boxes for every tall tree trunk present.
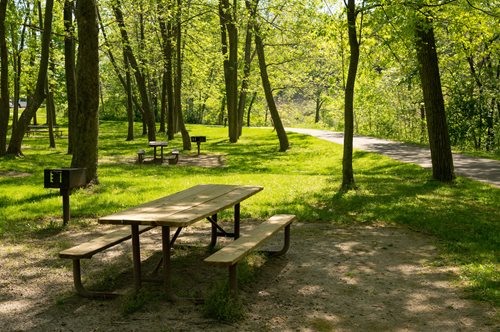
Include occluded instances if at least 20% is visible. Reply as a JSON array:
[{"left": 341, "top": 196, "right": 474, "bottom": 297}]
[
  {"left": 219, "top": 0, "right": 239, "bottom": 143},
  {"left": 158, "top": 10, "right": 175, "bottom": 140},
  {"left": 415, "top": 13, "right": 454, "bottom": 182},
  {"left": 247, "top": 91, "right": 256, "bottom": 127},
  {"left": 342, "top": 0, "right": 359, "bottom": 190},
  {"left": 124, "top": 56, "right": 134, "bottom": 141},
  {"left": 64, "top": 0, "right": 76, "bottom": 153},
  {"left": 0, "top": 0, "right": 9, "bottom": 155},
  {"left": 113, "top": 1, "right": 156, "bottom": 142},
  {"left": 47, "top": 86, "right": 56, "bottom": 148},
  {"left": 255, "top": 29, "right": 289, "bottom": 152},
  {"left": 97, "top": 8, "right": 134, "bottom": 141},
  {"left": 174, "top": 0, "right": 191, "bottom": 150},
  {"left": 237, "top": 12, "right": 254, "bottom": 138},
  {"left": 159, "top": 71, "right": 167, "bottom": 133},
  {"left": 71, "top": 0, "right": 99, "bottom": 184},
  {"left": 7, "top": 0, "right": 54, "bottom": 156},
  {"left": 10, "top": 4, "right": 28, "bottom": 135}
]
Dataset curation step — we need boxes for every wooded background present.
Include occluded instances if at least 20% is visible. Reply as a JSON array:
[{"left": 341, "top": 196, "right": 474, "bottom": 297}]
[{"left": 0, "top": 0, "right": 498, "bottom": 182}]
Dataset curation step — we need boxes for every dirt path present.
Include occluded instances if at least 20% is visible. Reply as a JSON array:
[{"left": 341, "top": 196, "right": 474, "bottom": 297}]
[
  {"left": 0, "top": 222, "right": 497, "bottom": 331},
  {"left": 286, "top": 128, "right": 500, "bottom": 188}
]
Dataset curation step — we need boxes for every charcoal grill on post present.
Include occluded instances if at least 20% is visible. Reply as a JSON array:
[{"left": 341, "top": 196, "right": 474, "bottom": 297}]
[
  {"left": 190, "top": 136, "right": 206, "bottom": 156},
  {"left": 44, "top": 168, "right": 86, "bottom": 225}
]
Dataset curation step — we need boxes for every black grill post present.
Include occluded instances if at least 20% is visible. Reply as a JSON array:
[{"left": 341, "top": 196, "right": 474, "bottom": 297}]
[
  {"left": 190, "top": 136, "right": 206, "bottom": 156},
  {"left": 44, "top": 168, "right": 86, "bottom": 225}
]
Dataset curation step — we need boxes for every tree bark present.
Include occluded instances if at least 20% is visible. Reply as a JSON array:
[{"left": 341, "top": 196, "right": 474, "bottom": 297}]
[
  {"left": 9, "top": 4, "right": 28, "bottom": 136},
  {"left": 113, "top": 1, "right": 156, "bottom": 142},
  {"left": 342, "top": 0, "right": 358, "bottom": 190},
  {"left": 0, "top": 0, "right": 9, "bottom": 155},
  {"left": 7, "top": 0, "right": 54, "bottom": 156},
  {"left": 71, "top": 0, "right": 99, "bottom": 184},
  {"left": 255, "top": 28, "right": 289, "bottom": 152},
  {"left": 415, "top": 13, "right": 454, "bottom": 182},
  {"left": 247, "top": 91, "right": 256, "bottom": 127},
  {"left": 237, "top": 5, "right": 255, "bottom": 137},
  {"left": 64, "top": 0, "right": 77, "bottom": 153},
  {"left": 219, "top": 0, "right": 239, "bottom": 143},
  {"left": 97, "top": 8, "right": 134, "bottom": 141},
  {"left": 174, "top": 0, "right": 191, "bottom": 150},
  {"left": 158, "top": 10, "right": 175, "bottom": 140}
]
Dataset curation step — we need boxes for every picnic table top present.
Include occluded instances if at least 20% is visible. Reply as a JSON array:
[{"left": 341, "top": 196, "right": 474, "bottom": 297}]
[
  {"left": 98, "top": 184, "right": 263, "bottom": 227},
  {"left": 148, "top": 141, "right": 168, "bottom": 147}
]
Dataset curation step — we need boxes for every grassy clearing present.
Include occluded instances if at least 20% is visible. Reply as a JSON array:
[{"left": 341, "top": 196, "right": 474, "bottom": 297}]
[{"left": 0, "top": 121, "right": 498, "bottom": 306}]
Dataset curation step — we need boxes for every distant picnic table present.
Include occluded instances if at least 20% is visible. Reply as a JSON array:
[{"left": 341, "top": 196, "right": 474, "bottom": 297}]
[{"left": 26, "top": 124, "right": 63, "bottom": 137}]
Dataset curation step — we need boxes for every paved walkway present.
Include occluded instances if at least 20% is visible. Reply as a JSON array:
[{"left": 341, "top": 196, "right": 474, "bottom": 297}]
[{"left": 286, "top": 128, "right": 500, "bottom": 188}]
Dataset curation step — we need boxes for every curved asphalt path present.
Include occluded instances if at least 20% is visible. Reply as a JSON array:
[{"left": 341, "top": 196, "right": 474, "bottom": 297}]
[{"left": 286, "top": 128, "right": 500, "bottom": 188}]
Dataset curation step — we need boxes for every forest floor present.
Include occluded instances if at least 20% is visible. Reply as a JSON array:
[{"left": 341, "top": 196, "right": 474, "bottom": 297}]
[{"left": 1, "top": 221, "right": 498, "bottom": 331}]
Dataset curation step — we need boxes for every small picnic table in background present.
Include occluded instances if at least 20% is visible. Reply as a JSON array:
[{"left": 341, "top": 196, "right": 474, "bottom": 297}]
[{"left": 148, "top": 141, "right": 168, "bottom": 163}]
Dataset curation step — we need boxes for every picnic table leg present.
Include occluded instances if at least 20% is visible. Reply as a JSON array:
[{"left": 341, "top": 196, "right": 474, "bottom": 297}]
[
  {"left": 153, "top": 146, "right": 158, "bottom": 162},
  {"left": 162, "top": 226, "right": 175, "bottom": 301},
  {"left": 228, "top": 264, "right": 238, "bottom": 297},
  {"left": 209, "top": 213, "right": 218, "bottom": 248},
  {"left": 71, "top": 259, "right": 118, "bottom": 299},
  {"left": 234, "top": 203, "right": 240, "bottom": 239},
  {"left": 131, "top": 225, "right": 142, "bottom": 291}
]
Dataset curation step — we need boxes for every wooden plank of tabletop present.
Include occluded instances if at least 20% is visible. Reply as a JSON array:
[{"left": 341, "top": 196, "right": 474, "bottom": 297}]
[
  {"left": 98, "top": 184, "right": 233, "bottom": 224},
  {"left": 98, "top": 184, "right": 260, "bottom": 226},
  {"left": 165, "top": 185, "right": 263, "bottom": 226}
]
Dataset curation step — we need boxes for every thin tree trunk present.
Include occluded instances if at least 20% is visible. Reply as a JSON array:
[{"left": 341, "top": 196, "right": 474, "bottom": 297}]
[
  {"left": 237, "top": 11, "right": 254, "bottom": 137},
  {"left": 158, "top": 11, "right": 175, "bottom": 140},
  {"left": 415, "top": 13, "right": 454, "bottom": 182},
  {"left": 0, "top": 0, "right": 9, "bottom": 155},
  {"left": 113, "top": 0, "right": 156, "bottom": 142},
  {"left": 10, "top": 5, "right": 28, "bottom": 135},
  {"left": 124, "top": 56, "right": 134, "bottom": 141},
  {"left": 97, "top": 8, "right": 134, "bottom": 141},
  {"left": 71, "top": 0, "right": 99, "bottom": 184},
  {"left": 247, "top": 91, "right": 256, "bottom": 127},
  {"left": 219, "top": 0, "right": 238, "bottom": 143},
  {"left": 7, "top": 0, "right": 54, "bottom": 156},
  {"left": 175, "top": 0, "right": 191, "bottom": 150},
  {"left": 342, "top": 0, "right": 358, "bottom": 190},
  {"left": 255, "top": 28, "right": 289, "bottom": 152},
  {"left": 47, "top": 86, "right": 55, "bottom": 148},
  {"left": 64, "top": 0, "right": 76, "bottom": 153},
  {"left": 159, "top": 71, "right": 167, "bottom": 133}
]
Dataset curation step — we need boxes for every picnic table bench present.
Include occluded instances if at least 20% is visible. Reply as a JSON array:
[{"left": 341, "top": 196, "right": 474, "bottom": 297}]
[
  {"left": 205, "top": 214, "right": 295, "bottom": 296},
  {"left": 137, "top": 148, "right": 179, "bottom": 164},
  {"left": 59, "top": 225, "right": 155, "bottom": 298}
]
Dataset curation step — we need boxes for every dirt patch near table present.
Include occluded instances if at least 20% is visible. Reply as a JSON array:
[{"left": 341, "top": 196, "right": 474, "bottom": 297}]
[
  {"left": 0, "top": 222, "right": 497, "bottom": 331},
  {"left": 0, "top": 171, "right": 32, "bottom": 178},
  {"left": 100, "top": 153, "right": 225, "bottom": 168}
]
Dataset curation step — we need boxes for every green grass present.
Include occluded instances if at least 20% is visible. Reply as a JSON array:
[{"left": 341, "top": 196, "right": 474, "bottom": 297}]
[{"left": 0, "top": 121, "right": 499, "bottom": 306}]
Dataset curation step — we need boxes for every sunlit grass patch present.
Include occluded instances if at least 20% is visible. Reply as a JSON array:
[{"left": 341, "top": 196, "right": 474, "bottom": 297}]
[{"left": 0, "top": 121, "right": 498, "bottom": 306}]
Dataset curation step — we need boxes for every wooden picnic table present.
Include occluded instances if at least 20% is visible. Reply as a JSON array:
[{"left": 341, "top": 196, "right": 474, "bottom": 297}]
[
  {"left": 148, "top": 141, "right": 168, "bottom": 163},
  {"left": 98, "top": 184, "right": 263, "bottom": 300}
]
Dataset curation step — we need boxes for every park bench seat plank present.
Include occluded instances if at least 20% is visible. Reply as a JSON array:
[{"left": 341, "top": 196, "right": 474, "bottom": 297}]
[
  {"left": 205, "top": 214, "right": 296, "bottom": 266},
  {"left": 59, "top": 225, "right": 154, "bottom": 259}
]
